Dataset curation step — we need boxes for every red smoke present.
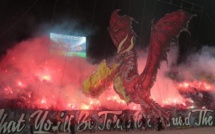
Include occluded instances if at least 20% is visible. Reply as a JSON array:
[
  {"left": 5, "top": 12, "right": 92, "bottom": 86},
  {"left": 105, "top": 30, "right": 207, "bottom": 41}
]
[
  {"left": 0, "top": 37, "right": 141, "bottom": 110},
  {"left": 0, "top": 37, "right": 214, "bottom": 110}
]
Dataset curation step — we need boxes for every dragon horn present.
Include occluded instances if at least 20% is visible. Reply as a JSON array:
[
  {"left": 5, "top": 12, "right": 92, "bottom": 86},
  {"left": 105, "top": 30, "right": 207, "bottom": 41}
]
[
  {"left": 120, "top": 36, "right": 134, "bottom": 54},
  {"left": 117, "top": 34, "right": 128, "bottom": 53},
  {"left": 126, "top": 36, "right": 134, "bottom": 52}
]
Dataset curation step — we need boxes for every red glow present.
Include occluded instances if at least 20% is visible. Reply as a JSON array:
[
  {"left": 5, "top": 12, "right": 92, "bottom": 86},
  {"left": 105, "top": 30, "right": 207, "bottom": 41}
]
[
  {"left": 0, "top": 37, "right": 214, "bottom": 110},
  {"left": 0, "top": 37, "right": 142, "bottom": 110},
  {"left": 176, "top": 81, "right": 214, "bottom": 92}
]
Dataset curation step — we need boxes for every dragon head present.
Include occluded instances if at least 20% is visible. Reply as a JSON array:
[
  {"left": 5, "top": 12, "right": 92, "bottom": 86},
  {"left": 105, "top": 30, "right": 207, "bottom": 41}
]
[{"left": 108, "top": 10, "right": 137, "bottom": 55}]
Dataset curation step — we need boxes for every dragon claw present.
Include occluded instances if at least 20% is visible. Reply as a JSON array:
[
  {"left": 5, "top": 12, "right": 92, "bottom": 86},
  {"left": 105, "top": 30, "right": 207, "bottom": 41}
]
[{"left": 140, "top": 98, "right": 171, "bottom": 128}]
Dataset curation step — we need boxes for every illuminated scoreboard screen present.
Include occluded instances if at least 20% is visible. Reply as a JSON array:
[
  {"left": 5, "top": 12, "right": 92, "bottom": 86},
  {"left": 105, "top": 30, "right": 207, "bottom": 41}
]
[{"left": 50, "top": 33, "right": 86, "bottom": 58}]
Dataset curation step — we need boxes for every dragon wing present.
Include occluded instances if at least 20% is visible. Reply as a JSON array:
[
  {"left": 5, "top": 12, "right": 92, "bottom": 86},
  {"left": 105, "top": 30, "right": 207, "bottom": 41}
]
[{"left": 140, "top": 10, "right": 194, "bottom": 91}]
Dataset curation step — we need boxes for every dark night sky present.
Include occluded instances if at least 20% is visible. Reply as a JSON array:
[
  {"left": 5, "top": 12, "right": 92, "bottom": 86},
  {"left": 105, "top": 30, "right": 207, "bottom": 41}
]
[{"left": 0, "top": 0, "right": 215, "bottom": 63}]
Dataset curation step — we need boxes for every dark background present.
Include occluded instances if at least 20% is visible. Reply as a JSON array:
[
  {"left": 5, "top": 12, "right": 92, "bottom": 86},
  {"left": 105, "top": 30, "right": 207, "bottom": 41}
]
[{"left": 0, "top": 0, "right": 215, "bottom": 63}]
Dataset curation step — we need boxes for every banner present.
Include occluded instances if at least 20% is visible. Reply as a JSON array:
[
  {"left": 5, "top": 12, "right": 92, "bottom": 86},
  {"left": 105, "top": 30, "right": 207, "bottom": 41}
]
[{"left": 0, "top": 108, "right": 215, "bottom": 134}]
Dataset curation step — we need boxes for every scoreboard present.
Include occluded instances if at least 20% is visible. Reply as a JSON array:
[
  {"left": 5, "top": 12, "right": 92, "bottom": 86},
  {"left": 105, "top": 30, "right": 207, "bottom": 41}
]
[{"left": 50, "top": 33, "right": 86, "bottom": 58}]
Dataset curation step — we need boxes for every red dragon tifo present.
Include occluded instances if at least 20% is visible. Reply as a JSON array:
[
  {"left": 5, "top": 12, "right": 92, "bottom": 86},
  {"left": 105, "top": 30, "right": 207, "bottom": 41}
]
[{"left": 82, "top": 9, "right": 194, "bottom": 125}]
